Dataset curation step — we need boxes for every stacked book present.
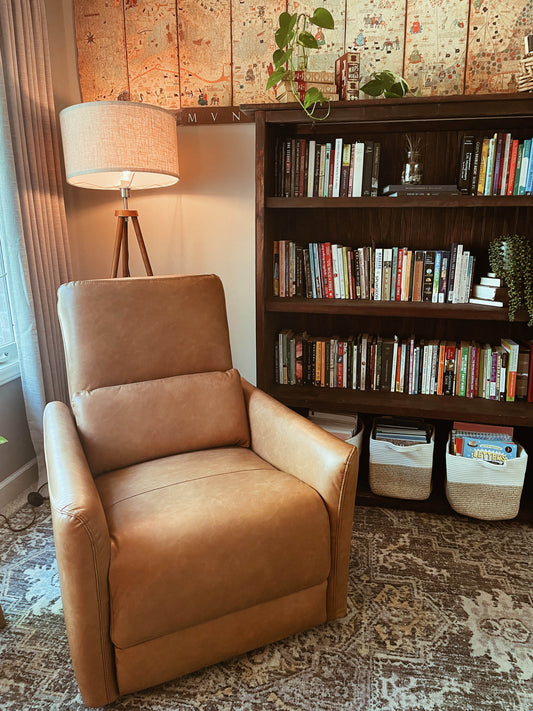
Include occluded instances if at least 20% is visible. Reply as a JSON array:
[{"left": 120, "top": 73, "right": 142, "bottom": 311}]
[
  {"left": 275, "top": 70, "right": 339, "bottom": 103},
  {"left": 469, "top": 272, "right": 508, "bottom": 307},
  {"left": 383, "top": 184, "right": 460, "bottom": 197},
  {"left": 373, "top": 416, "right": 431, "bottom": 445},
  {"left": 273, "top": 240, "right": 475, "bottom": 304},
  {"left": 335, "top": 52, "right": 360, "bottom": 100},
  {"left": 457, "top": 132, "right": 533, "bottom": 195},
  {"left": 275, "top": 330, "right": 525, "bottom": 403},
  {"left": 274, "top": 137, "right": 380, "bottom": 198},
  {"left": 450, "top": 421, "right": 518, "bottom": 464},
  {"left": 308, "top": 410, "right": 358, "bottom": 441}
]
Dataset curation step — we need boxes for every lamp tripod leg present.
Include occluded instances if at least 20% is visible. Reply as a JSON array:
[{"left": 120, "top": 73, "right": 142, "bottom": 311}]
[
  {"left": 111, "top": 216, "right": 124, "bottom": 278},
  {"left": 131, "top": 216, "right": 153, "bottom": 276}
]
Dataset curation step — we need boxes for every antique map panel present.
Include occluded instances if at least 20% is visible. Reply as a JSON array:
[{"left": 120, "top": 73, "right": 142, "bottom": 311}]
[
  {"left": 177, "top": 0, "right": 232, "bottom": 107},
  {"left": 345, "top": 0, "right": 407, "bottom": 87},
  {"left": 232, "top": 0, "right": 286, "bottom": 105},
  {"left": 465, "top": 0, "right": 533, "bottom": 94},
  {"left": 124, "top": 1, "right": 180, "bottom": 107},
  {"left": 404, "top": 0, "right": 470, "bottom": 96},
  {"left": 74, "top": 2, "right": 129, "bottom": 101}
]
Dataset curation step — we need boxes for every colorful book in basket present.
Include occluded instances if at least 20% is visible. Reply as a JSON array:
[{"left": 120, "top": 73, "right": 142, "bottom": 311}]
[{"left": 461, "top": 438, "right": 518, "bottom": 464}]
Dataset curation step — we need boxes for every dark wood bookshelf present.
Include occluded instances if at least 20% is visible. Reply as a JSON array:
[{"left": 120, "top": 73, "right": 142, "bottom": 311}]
[{"left": 249, "top": 93, "right": 533, "bottom": 521}]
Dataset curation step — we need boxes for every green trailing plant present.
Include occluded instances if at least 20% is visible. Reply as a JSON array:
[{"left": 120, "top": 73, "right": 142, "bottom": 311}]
[
  {"left": 0, "top": 436, "right": 7, "bottom": 445},
  {"left": 360, "top": 70, "right": 419, "bottom": 99},
  {"left": 266, "top": 8, "right": 334, "bottom": 120},
  {"left": 488, "top": 233, "right": 533, "bottom": 326}
]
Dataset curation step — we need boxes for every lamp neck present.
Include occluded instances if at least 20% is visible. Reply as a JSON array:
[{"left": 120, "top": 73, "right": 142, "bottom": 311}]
[{"left": 120, "top": 187, "right": 130, "bottom": 210}]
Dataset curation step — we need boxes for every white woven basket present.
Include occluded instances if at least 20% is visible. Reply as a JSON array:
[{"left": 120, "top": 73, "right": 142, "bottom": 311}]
[
  {"left": 369, "top": 426, "right": 434, "bottom": 500},
  {"left": 445, "top": 435, "right": 527, "bottom": 520}
]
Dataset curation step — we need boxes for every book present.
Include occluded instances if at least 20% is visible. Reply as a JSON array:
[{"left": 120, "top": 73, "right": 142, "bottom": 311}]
[
  {"left": 422, "top": 251, "right": 435, "bottom": 302},
  {"left": 362, "top": 141, "right": 374, "bottom": 197},
  {"left": 412, "top": 250, "right": 425, "bottom": 302},
  {"left": 477, "top": 138, "right": 490, "bottom": 194},
  {"left": 371, "top": 142, "right": 381, "bottom": 197},
  {"left": 516, "top": 345, "right": 530, "bottom": 400},
  {"left": 352, "top": 142, "right": 365, "bottom": 197},
  {"left": 458, "top": 135, "right": 475, "bottom": 193},
  {"left": 501, "top": 337, "right": 519, "bottom": 401},
  {"left": 518, "top": 138, "right": 532, "bottom": 194},
  {"left": 460, "top": 438, "right": 518, "bottom": 464},
  {"left": 472, "top": 284, "right": 508, "bottom": 301},
  {"left": 479, "top": 273, "right": 502, "bottom": 287},
  {"left": 308, "top": 410, "right": 358, "bottom": 440},
  {"left": 507, "top": 138, "right": 520, "bottom": 195},
  {"left": 469, "top": 297, "right": 505, "bottom": 308}
]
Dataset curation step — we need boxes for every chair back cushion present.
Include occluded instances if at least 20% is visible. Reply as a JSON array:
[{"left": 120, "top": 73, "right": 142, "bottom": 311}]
[
  {"left": 72, "top": 368, "right": 250, "bottom": 474},
  {"left": 58, "top": 274, "right": 233, "bottom": 395},
  {"left": 57, "top": 275, "right": 248, "bottom": 474}
]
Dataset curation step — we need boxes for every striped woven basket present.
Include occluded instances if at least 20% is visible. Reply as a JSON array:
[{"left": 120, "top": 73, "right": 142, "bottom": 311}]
[
  {"left": 445, "top": 436, "right": 527, "bottom": 520},
  {"left": 369, "top": 427, "right": 434, "bottom": 500}
]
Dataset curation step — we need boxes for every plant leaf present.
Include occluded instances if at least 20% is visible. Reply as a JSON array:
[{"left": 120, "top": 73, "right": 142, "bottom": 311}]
[
  {"left": 303, "top": 87, "right": 326, "bottom": 108},
  {"left": 360, "top": 78, "right": 385, "bottom": 96},
  {"left": 0, "top": 435, "right": 7, "bottom": 445},
  {"left": 278, "top": 11, "right": 292, "bottom": 29},
  {"left": 266, "top": 67, "right": 285, "bottom": 90},
  {"left": 386, "top": 81, "right": 407, "bottom": 97},
  {"left": 298, "top": 31, "right": 319, "bottom": 49},
  {"left": 310, "top": 8, "right": 334, "bottom": 29},
  {"left": 273, "top": 48, "right": 291, "bottom": 68},
  {"left": 275, "top": 25, "right": 293, "bottom": 49}
]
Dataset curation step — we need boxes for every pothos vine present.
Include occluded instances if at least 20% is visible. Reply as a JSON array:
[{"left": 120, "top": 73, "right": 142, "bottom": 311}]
[{"left": 488, "top": 234, "right": 533, "bottom": 327}]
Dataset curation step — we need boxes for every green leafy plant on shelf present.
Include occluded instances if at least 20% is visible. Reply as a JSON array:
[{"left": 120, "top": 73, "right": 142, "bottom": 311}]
[
  {"left": 266, "top": 8, "right": 334, "bottom": 120},
  {"left": 488, "top": 233, "right": 533, "bottom": 326},
  {"left": 360, "top": 70, "right": 419, "bottom": 99}
]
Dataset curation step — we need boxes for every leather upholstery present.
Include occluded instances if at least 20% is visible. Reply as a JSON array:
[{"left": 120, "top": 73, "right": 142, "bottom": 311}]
[
  {"left": 73, "top": 368, "right": 250, "bottom": 474},
  {"left": 44, "top": 274, "right": 359, "bottom": 707}
]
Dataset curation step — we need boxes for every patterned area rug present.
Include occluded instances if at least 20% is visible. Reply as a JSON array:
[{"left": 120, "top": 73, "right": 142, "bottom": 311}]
[{"left": 1, "top": 501, "right": 532, "bottom": 710}]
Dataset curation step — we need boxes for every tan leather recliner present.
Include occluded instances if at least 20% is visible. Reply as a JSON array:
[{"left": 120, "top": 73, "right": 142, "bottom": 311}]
[{"left": 44, "top": 274, "right": 359, "bottom": 707}]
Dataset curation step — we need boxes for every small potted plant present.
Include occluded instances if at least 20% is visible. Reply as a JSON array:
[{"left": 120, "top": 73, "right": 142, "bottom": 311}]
[
  {"left": 488, "top": 233, "right": 533, "bottom": 326},
  {"left": 266, "top": 7, "right": 335, "bottom": 120},
  {"left": 360, "top": 70, "right": 419, "bottom": 98}
]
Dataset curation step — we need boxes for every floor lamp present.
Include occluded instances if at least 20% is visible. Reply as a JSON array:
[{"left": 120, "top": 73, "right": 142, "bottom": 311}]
[{"left": 59, "top": 101, "right": 179, "bottom": 277}]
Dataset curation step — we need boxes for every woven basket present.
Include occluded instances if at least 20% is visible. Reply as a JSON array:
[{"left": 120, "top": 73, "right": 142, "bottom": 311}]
[
  {"left": 369, "top": 426, "right": 434, "bottom": 500},
  {"left": 445, "top": 436, "right": 527, "bottom": 520}
]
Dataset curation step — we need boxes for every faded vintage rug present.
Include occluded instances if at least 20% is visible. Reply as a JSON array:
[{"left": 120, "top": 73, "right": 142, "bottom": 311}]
[{"left": 1, "top": 501, "right": 532, "bottom": 710}]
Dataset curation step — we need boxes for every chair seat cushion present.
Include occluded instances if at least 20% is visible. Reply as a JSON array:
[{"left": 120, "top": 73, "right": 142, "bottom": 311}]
[{"left": 96, "top": 447, "right": 331, "bottom": 649}]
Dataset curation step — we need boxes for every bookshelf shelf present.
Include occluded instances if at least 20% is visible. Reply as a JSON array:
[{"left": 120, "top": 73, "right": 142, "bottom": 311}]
[
  {"left": 267, "top": 195, "right": 533, "bottom": 209},
  {"left": 269, "top": 384, "right": 533, "bottom": 428},
  {"left": 250, "top": 93, "right": 533, "bottom": 518},
  {"left": 265, "top": 297, "right": 526, "bottom": 321}
]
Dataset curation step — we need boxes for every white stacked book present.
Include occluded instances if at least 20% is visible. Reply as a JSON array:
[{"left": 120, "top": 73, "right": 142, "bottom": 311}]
[{"left": 308, "top": 410, "right": 358, "bottom": 441}]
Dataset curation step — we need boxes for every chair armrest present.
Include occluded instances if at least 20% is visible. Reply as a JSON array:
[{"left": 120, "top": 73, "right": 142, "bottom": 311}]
[
  {"left": 241, "top": 379, "right": 359, "bottom": 620},
  {"left": 44, "top": 401, "right": 118, "bottom": 707}
]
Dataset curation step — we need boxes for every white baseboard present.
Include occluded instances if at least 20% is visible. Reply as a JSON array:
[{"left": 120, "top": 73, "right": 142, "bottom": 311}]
[{"left": 0, "top": 458, "right": 38, "bottom": 513}]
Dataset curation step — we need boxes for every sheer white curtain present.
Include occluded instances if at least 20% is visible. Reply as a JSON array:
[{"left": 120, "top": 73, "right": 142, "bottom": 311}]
[{"left": 0, "top": 0, "right": 72, "bottom": 482}]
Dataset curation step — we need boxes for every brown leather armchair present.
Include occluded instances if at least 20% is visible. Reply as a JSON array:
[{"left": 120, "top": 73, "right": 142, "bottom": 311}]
[{"left": 44, "top": 274, "right": 359, "bottom": 707}]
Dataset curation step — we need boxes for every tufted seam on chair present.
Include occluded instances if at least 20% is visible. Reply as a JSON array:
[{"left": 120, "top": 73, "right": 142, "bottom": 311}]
[
  {"left": 54, "top": 505, "right": 116, "bottom": 702},
  {"left": 100, "top": 465, "right": 274, "bottom": 510}
]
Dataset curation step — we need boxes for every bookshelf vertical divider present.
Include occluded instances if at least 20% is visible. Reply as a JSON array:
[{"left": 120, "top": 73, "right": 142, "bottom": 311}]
[{"left": 244, "top": 94, "right": 533, "bottom": 518}]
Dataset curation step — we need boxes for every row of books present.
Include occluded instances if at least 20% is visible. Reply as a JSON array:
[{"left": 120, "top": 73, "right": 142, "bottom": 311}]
[
  {"left": 450, "top": 421, "right": 518, "bottom": 464},
  {"left": 275, "top": 331, "right": 532, "bottom": 402},
  {"left": 273, "top": 240, "right": 476, "bottom": 304},
  {"left": 457, "top": 133, "right": 533, "bottom": 196},
  {"left": 274, "top": 137, "right": 380, "bottom": 198},
  {"left": 372, "top": 416, "right": 432, "bottom": 445}
]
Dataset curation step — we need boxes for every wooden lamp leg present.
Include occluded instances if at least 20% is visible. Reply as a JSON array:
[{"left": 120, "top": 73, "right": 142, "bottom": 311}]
[{"left": 112, "top": 209, "right": 152, "bottom": 277}]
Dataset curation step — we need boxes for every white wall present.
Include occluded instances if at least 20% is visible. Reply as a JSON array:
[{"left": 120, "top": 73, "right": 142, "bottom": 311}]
[{"left": 44, "top": 0, "right": 257, "bottom": 383}]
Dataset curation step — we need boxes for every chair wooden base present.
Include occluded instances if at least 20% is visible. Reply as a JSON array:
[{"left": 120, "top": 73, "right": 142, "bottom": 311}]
[{"left": 111, "top": 210, "right": 153, "bottom": 278}]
